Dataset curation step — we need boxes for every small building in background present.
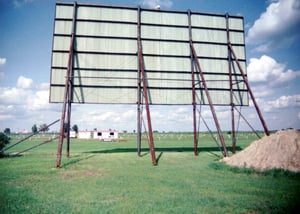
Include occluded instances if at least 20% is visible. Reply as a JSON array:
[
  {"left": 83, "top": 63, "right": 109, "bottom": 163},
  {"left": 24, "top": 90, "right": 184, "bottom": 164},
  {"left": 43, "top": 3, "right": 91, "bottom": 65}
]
[
  {"left": 77, "top": 130, "right": 93, "bottom": 139},
  {"left": 72, "top": 129, "right": 118, "bottom": 141},
  {"left": 69, "top": 130, "right": 77, "bottom": 138},
  {"left": 94, "top": 130, "right": 118, "bottom": 141}
]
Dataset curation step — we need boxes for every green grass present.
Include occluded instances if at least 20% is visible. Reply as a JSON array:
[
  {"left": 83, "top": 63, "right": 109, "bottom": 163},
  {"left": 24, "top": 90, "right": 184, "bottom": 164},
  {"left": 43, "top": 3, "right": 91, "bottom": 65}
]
[{"left": 1, "top": 132, "right": 299, "bottom": 213}]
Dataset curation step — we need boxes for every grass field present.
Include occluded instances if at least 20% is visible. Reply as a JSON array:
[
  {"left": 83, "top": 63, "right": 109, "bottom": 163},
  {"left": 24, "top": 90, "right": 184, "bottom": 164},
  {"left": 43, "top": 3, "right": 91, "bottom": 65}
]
[{"left": 1, "top": 132, "right": 299, "bottom": 213}]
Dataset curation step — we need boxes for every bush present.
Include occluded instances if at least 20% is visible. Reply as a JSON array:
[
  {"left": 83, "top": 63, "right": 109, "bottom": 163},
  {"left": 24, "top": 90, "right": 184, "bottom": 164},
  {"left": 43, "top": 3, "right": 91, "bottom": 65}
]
[{"left": 0, "top": 132, "right": 10, "bottom": 157}]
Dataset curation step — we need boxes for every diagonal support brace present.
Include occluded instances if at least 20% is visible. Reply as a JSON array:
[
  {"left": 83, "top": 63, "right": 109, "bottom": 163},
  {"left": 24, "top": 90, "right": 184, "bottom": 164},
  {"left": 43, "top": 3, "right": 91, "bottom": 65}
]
[{"left": 190, "top": 44, "right": 229, "bottom": 157}]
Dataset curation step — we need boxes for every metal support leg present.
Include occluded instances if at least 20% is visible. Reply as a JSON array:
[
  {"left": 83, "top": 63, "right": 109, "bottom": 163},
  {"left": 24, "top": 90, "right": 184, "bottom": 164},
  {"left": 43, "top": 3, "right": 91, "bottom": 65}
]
[
  {"left": 56, "top": 2, "right": 77, "bottom": 167},
  {"left": 190, "top": 44, "right": 229, "bottom": 157}
]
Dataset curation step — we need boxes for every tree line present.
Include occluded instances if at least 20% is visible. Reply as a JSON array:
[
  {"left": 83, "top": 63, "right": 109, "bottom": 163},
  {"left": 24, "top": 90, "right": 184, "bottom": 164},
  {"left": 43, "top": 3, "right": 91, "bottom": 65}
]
[{"left": 2, "top": 124, "right": 79, "bottom": 135}]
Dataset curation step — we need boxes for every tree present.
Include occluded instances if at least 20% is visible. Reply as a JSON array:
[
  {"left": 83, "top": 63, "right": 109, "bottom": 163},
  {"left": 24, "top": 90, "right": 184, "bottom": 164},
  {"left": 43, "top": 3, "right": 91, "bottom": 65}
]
[
  {"left": 39, "top": 124, "right": 49, "bottom": 133},
  {"left": 0, "top": 132, "right": 10, "bottom": 157},
  {"left": 72, "top": 124, "right": 79, "bottom": 133},
  {"left": 4, "top": 128, "right": 10, "bottom": 135},
  {"left": 32, "top": 124, "right": 38, "bottom": 134}
]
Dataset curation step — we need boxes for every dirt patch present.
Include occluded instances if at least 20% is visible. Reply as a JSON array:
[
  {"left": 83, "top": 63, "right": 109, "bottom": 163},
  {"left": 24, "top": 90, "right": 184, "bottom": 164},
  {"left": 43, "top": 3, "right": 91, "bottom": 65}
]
[{"left": 221, "top": 129, "right": 300, "bottom": 172}]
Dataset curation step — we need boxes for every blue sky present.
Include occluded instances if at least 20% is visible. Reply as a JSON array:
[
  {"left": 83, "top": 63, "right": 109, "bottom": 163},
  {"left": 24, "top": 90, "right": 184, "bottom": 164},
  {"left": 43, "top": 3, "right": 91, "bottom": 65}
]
[{"left": 0, "top": 0, "right": 299, "bottom": 133}]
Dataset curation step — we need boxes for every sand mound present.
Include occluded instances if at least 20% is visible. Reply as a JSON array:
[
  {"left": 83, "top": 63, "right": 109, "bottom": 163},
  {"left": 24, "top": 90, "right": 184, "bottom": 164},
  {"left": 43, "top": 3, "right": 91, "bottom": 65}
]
[{"left": 221, "top": 129, "right": 300, "bottom": 172}]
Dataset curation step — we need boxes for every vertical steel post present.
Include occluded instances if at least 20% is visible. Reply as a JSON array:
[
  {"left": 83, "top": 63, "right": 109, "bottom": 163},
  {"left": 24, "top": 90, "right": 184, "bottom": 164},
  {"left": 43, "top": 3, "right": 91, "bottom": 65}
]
[
  {"left": 226, "top": 13, "right": 236, "bottom": 153},
  {"left": 228, "top": 44, "right": 270, "bottom": 136},
  {"left": 136, "top": 6, "right": 142, "bottom": 156},
  {"left": 190, "top": 45, "right": 229, "bottom": 157},
  {"left": 56, "top": 2, "right": 77, "bottom": 167},
  {"left": 188, "top": 10, "right": 198, "bottom": 156},
  {"left": 136, "top": 7, "right": 157, "bottom": 165}
]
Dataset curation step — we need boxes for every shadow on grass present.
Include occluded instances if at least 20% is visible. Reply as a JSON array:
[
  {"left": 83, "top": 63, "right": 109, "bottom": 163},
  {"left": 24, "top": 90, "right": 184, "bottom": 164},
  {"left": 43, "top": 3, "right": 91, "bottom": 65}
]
[
  {"left": 84, "top": 146, "right": 242, "bottom": 154},
  {"left": 156, "top": 152, "right": 164, "bottom": 164},
  {"left": 60, "top": 154, "right": 95, "bottom": 168},
  {"left": 84, "top": 146, "right": 242, "bottom": 165}
]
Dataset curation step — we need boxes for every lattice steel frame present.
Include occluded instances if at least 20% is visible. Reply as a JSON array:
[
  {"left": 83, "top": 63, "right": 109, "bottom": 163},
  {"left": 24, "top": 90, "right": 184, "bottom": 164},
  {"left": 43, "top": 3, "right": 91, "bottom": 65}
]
[{"left": 52, "top": 2, "right": 269, "bottom": 167}]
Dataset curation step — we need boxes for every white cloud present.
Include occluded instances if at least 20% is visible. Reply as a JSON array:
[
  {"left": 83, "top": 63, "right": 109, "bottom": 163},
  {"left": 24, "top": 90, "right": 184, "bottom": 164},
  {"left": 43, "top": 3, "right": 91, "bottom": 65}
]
[
  {"left": 0, "top": 58, "right": 6, "bottom": 66},
  {"left": 250, "top": 85, "right": 274, "bottom": 98},
  {"left": 246, "top": 0, "right": 300, "bottom": 51},
  {"left": 72, "top": 107, "right": 137, "bottom": 130},
  {"left": 0, "top": 87, "right": 32, "bottom": 105},
  {"left": 247, "top": 55, "right": 300, "bottom": 86},
  {"left": 0, "top": 58, "right": 6, "bottom": 80},
  {"left": 39, "top": 82, "right": 50, "bottom": 90},
  {"left": 168, "top": 107, "right": 191, "bottom": 123},
  {"left": 92, "top": 111, "right": 115, "bottom": 121},
  {"left": 267, "top": 94, "right": 300, "bottom": 109},
  {"left": 0, "top": 76, "right": 61, "bottom": 132},
  {"left": 257, "top": 94, "right": 300, "bottom": 112},
  {"left": 27, "top": 90, "right": 50, "bottom": 110},
  {"left": 1, "top": 79, "right": 48, "bottom": 109},
  {"left": 17, "top": 76, "right": 33, "bottom": 89},
  {"left": 141, "top": 0, "right": 173, "bottom": 9}
]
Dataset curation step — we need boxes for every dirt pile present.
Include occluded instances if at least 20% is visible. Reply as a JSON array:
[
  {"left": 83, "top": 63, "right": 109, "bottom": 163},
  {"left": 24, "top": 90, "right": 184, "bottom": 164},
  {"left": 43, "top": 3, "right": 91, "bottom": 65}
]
[{"left": 221, "top": 129, "right": 300, "bottom": 172}]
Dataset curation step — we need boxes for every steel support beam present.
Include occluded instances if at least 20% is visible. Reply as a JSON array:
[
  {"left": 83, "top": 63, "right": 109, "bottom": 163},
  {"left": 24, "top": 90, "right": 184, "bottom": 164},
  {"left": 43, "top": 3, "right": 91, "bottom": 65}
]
[
  {"left": 225, "top": 13, "right": 236, "bottom": 153},
  {"left": 136, "top": 6, "right": 142, "bottom": 156},
  {"left": 56, "top": 1, "right": 77, "bottom": 167},
  {"left": 1, "top": 119, "right": 59, "bottom": 153},
  {"left": 190, "top": 44, "right": 229, "bottom": 157},
  {"left": 138, "top": 48, "right": 157, "bottom": 165},
  {"left": 137, "top": 7, "right": 157, "bottom": 165},
  {"left": 188, "top": 10, "right": 198, "bottom": 156},
  {"left": 228, "top": 43, "right": 270, "bottom": 136},
  {"left": 234, "top": 106, "right": 261, "bottom": 139}
]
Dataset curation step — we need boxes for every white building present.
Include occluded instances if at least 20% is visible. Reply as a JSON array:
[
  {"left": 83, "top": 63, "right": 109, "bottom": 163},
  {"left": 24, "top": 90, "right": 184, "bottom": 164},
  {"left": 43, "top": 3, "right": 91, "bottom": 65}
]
[
  {"left": 73, "top": 130, "right": 118, "bottom": 141},
  {"left": 77, "top": 130, "right": 93, "bottom": 139},
  {"left": 94, "top": 130, "right": 118, "bottom": 141},
  {"left": 69, "top": 130, "right": 77, "bottom": 138}
]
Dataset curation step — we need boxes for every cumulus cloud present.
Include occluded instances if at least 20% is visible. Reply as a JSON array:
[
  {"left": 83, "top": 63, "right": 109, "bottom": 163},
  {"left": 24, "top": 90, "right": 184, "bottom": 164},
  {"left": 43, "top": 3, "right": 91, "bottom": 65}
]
[
  {"left": 246, "top": 0, "right": 300, "bottom": 51},
  {"left": 141, "top": 0, "right": 173, "bottom": 9},
  {"left": 27, "top": 90, "right": 50, "bottom": 110},
  {"left": 167, "top": 107, "right": 191, "bottom": 123},
  {"left": 0, "top": 58, "right": 6, "bottom": 66},
  {"left": 270, "top": 94, "right": 300, "bottom": 108},
  {"left": 0, "top": 76, "right": 61, "bottom": 132},
  {"left": 0, "top": 80, "right": 51, "bottom": 110},
  {"left": 262, "top": 94, "right": 300, "bottom": 112},
  {"left": 247, "top": 55, "right": 300, "bottom": 86},
  {"left": 0, "top": 58, "right": 6, "bottom": 80},
  {"left": 17, "top": 76, "right": 33, "bottom": 89},
  {"left": 0, "top": 87, "right": 31, "bottom": 105},
  {"left": 73, "top": 108, "right": 137, "bottom": 130},
  {"left": 250, "top": 85, "right": 274, "bottom": 98}
]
